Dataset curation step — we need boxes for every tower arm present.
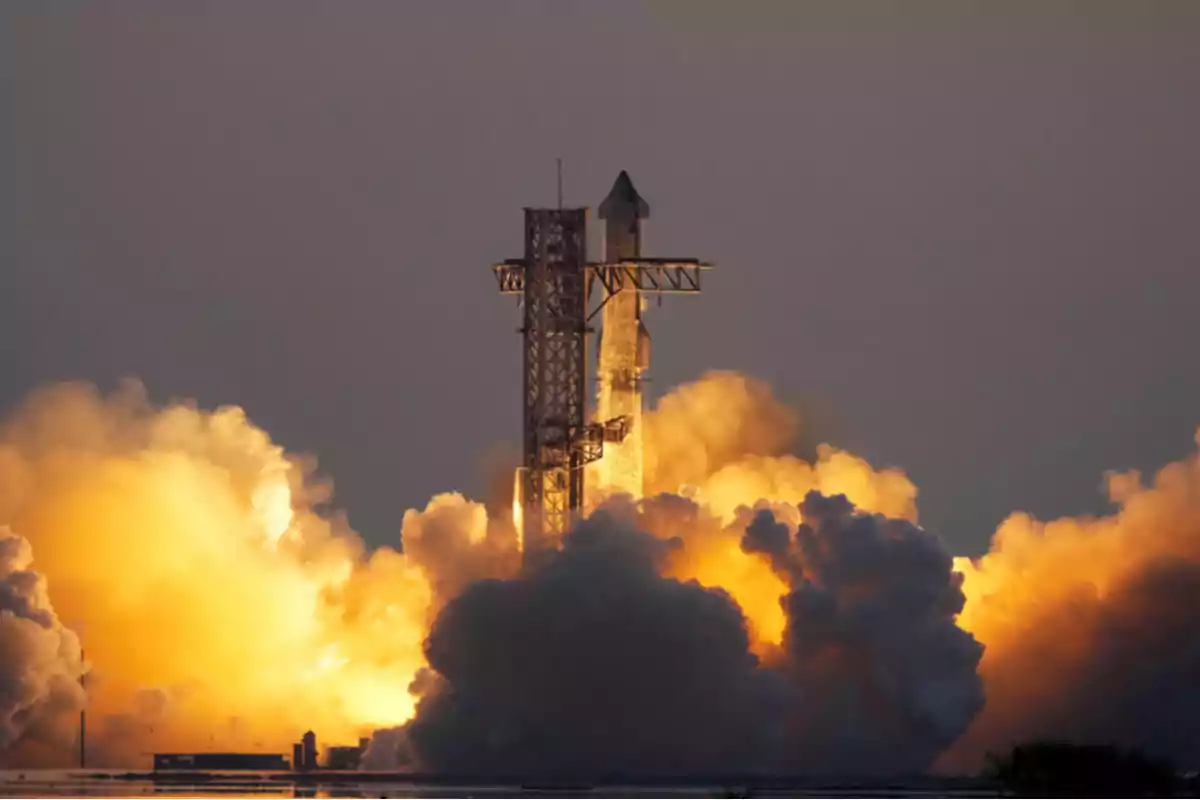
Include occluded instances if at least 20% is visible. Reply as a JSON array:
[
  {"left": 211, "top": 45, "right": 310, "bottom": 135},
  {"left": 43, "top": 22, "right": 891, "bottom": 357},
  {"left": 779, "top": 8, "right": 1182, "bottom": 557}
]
[
  {"left": 585, "top": 259, "right": 712, "bottom": 320},
  {"left": 493, "top": 260, "right": 528, "bottom": 294},
  {"left": 589, "top": 259, "right": 711, "bottom": 295},
  {"left": 495, "top": 258, "right": 712, "bottom": 297}
]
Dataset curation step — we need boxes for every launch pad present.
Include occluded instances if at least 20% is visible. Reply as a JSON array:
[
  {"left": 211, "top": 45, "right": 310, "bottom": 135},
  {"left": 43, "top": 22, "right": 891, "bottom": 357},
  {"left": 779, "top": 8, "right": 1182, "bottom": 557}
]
[{"left": 491, "top": 171, "right": 712, "bottom": 558}]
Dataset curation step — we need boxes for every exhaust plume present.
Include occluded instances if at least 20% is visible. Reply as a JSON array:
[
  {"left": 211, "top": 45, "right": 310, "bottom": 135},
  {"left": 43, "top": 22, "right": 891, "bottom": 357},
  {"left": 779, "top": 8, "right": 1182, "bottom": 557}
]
[
  {"left": 764, "top": 493, "right": 984, "bottom": 773},
  {"left": 639, "top": 372, "right": 921, "bottom": 652},
  {"left": 386, "top": 489, "right": 981, "bottom": 777},
  {"left": 403, "top": 512, "right": 792, "bottom": 778},
  {"left": 944, "top": 427, "right": 1200, "bottom": 771},
  {"left": 642, "top": 371, "right": 918, "bottom": 525},
  {"left": 0, "top": 381, "right": 439, "bottom": 764},
  {"left": 12, "top": 368, "right": 1198, "bottom": 775}
]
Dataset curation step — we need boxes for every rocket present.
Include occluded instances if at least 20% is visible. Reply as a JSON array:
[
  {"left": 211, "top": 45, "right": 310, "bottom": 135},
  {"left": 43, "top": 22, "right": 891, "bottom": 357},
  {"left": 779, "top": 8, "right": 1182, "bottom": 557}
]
[
  {"left": 598, "top": 170, "right": 652, "bottom": 381},
  {"left": 594, "top": 171, "right": 653, "bottom": 498}
]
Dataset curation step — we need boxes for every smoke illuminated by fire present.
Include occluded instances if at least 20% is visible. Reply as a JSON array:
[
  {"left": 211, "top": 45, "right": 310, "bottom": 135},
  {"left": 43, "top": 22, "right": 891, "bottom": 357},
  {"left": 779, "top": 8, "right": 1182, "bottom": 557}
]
[
  {"left": 0, "top": 381, "right": 466, "bottom": 765},
  {"left": 634, "top": 372, "right": 920, "bottom": 652},
  {"left": 3, "top": 371, "right": 1200, "bottom": 773},
  {"left": 939, "top": 428, "right": 1200, "bottom": 770}
]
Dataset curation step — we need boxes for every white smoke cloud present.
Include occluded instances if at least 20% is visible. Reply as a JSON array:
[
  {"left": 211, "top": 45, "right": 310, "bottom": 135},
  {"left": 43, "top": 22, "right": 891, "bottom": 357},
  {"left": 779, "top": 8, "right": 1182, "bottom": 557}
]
[{"left": 0, "top": 529, "right": 85, "bottom": 751}]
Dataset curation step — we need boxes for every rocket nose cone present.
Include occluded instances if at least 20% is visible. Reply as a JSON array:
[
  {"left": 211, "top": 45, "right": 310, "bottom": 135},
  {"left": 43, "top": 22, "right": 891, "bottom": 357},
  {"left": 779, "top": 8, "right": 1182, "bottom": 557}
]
[
  {"left": 600, "top": 171, "right": 650, "bottom": 220},
  {"left": 610, "top": 170, "right": 636, "bottom": 198}
]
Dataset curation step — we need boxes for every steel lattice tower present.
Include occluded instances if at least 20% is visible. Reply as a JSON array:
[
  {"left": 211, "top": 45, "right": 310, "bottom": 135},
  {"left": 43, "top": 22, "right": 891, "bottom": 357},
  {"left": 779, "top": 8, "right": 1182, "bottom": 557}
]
[
  {"left": 518, "top": 207, "right": 590, "bottom": 553},
  {"left": 493, "top": 172, "right": 711, "bottom": 561}
]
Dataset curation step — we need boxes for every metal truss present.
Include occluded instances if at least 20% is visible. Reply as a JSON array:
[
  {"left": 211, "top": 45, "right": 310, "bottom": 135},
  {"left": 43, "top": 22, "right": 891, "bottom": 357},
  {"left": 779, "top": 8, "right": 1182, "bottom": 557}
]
[
  {"left": 493, "top": 198, "right": 712, "bottom": 562},
  {"left": 495, "top": 258, "right": 710, "bottom": 294},
  {"left": 495, "top": 258, "right": 710, "bottom": 322},
  {"left": 515, "top": 208, "right": 590, "bottom": 552}
]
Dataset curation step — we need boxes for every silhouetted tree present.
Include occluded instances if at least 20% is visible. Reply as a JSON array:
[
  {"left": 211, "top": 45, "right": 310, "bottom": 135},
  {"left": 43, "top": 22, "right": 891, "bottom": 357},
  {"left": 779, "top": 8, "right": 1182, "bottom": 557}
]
[{"left": 987, "top": 741, "right": 1179, "bottom": 797}]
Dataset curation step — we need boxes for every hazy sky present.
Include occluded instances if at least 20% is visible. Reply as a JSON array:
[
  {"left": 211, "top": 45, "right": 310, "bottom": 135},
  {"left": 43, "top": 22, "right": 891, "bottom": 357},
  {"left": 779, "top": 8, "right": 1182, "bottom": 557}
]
[{"left": 4, "top": 1, "right": 1198, "bottom": 556}]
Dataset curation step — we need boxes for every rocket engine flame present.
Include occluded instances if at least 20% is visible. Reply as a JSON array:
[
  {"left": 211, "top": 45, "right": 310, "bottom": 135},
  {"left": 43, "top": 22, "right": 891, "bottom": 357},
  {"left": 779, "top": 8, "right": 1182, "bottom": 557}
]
[{"left": 512, "top": 468, "right": 525, "bottom": 553}]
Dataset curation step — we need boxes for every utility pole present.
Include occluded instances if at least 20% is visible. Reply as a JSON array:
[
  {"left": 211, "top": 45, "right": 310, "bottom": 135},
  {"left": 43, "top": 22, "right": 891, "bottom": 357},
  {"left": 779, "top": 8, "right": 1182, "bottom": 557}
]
[{"left": 79, "top": 646, "right": 86, "bottom": 769}]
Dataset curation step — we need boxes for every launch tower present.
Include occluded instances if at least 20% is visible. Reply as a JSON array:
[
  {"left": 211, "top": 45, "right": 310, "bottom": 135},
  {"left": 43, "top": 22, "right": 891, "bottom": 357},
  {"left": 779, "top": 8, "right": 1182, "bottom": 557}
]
[{"left": 492, "top": 171, "right": 710, "bottom": 560}]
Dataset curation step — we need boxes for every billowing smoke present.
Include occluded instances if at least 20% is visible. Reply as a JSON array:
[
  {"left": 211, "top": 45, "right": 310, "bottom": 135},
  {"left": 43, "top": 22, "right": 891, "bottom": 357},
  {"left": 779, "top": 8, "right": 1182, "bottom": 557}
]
[
  {"left": 403, "top": 513, "right": 791, "bottom": 778},
  {"left": 399, "top": 493, "right": 519, "bottom": 616},
  {"left": 384, "top": 489, "right": 982, "bottom": 778},
  {"left": 642, "top": 370, "right": 800, "bottom": 498},
  {"left": 642, "top": 371, "right": 918, "bottom": 524},
  {"left": 757, "top": 493, "right": 984, "bottom": 773},
  {"left": 641, "top": 374, "right": 1200, "bottom": 772},
  {"left": 6, "top": 369, "right": 1200, "bottom": 775},
  {"left": 0, "top": 529, "right": 85, "bottom": 753},
  {"left": 941, "top": 428, "right": 1200, "bottom": 771},
  {"left": 637, "top": 372, "right": 923, "bottom": 654},
  {"left": 0, "top": 380, "right": 449, "bottom": 764},
  {"left": 0, "top": 372, "right": 972, "bottom": 773}
]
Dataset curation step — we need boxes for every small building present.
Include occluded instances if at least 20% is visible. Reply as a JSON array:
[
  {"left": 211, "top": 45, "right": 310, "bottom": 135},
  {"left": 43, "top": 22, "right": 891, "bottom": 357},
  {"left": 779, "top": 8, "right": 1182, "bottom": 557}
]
[
  {"left": 153, "top": 752, "right": 289, "bottom": 772},
  {"left": 325, "top": 738, "right": 368, "bottom": 770}
]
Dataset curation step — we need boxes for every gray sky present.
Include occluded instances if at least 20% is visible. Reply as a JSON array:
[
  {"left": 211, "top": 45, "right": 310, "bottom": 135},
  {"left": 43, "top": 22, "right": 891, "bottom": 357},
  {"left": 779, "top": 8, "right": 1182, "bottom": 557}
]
[{"left": 4, "top": 1, "right": 1198, "bottom": 556}]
